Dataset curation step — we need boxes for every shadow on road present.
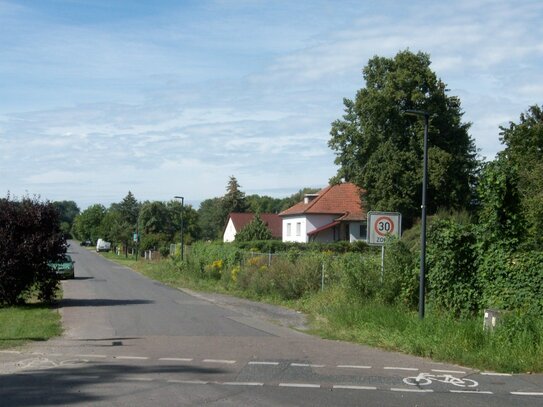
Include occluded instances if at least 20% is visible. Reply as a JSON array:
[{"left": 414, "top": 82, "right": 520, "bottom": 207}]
[
  {"left": 0, "top": 362, "right": 227, "bottom": 406},
  {"left": 59, "top": 299, "right": 154, "bottom": 307}
]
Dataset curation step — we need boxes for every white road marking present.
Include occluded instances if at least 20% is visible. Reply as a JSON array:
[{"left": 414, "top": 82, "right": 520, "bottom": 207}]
[
  {"left": 290, "top": 363, "right": 325, "bottom": 368},
  {"left": 121, "top": 377, "right": 154, "bottom": 381},
  {"left": 159, "top": 358, "right": 193, "bottom": 362},
  {"left": 333, "top": 385, "right": 377, "bottom": 390},
  {"left": 202, "top": 359, "right": 236, "bottom": 364},
  {"left": 76, "top": 354, "right": 108, "bottom": 359},
  {"left": 384, "top": 367, "right": 419, "bottom": 371},
  {"left": 337, "top": 365, "right": 371, "bottom": 369},
  {"left": 168, "top": 379, "right": 208, "bottom": 385},
  {"left": 0, "top": 350, "right": 21, "bottom": 354},
  {"left": 248, "top": 361, "right": 279, "bottom": 366},
  {"left": 115, "top": 356, "right": 149, "bottom": 360},
  {"left": 279, "top": 383, "right": 321, "bottom": 388},
  {"left": 390, "top": 388, "right": 433, "bottom": 393},
  {"left": 450, "top": 390, "right": 493, "bottom": 394},
  {"left": 431, "top": 369, "right": 466, "bottom": 374},
  {"left": 222, "top": 382, "right": 264, "bottom": 386},
  {"left": 510, "top": 392, "right": 543, "bottom": 396},
  {"left": 481, "top": 372, "right": 512, "bottom": 376}
]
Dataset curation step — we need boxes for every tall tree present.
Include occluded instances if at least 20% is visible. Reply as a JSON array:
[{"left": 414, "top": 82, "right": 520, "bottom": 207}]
[
  {"left": 221, "top": 176, "right": 249, "bottom": 216},
  {"left": 328, "top": 50, "right": 477, "bottom": 225},
  {"left": 52, "top": 200, "right": 80, "bottom": 238},
  {"left": 498, "top": 104, "right": 543, "bottom": 248},
  {"left": 73, "top": 204, "right": 106, "bottom": 242},
  {"left": 118, "top": 191, "right": 140, "bottom": 227},
  {"left": 197, "top": 197, "right": 223, "bottom": 241}
]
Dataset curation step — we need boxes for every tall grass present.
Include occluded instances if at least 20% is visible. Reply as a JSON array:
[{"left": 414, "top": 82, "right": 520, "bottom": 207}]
[{"left": 303, "top": 288, "right": 543, "bottom": 373}]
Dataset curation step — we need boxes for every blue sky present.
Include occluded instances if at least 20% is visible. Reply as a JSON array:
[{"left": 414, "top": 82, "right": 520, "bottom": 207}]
[{"left": 1, "top": 0, "right": 542, "bottom": 209}]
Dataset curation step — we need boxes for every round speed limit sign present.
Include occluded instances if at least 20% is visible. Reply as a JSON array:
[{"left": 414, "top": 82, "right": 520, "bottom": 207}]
[{"left": 367, "top": 211, "right": 401, "bottom": 245}]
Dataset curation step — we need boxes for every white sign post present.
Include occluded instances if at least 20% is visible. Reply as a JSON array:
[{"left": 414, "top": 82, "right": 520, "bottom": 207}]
[{"left": 367, "top": 211, "right": 402, "bottom": 280}]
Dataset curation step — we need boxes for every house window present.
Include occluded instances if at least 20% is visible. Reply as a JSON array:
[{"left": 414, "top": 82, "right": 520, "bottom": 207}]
[
  {"left": 286, "top": 223, "right": 291, "bottom": 236},
  {"left": 296, "top": 222, "right": 301, "bottom": 236}
]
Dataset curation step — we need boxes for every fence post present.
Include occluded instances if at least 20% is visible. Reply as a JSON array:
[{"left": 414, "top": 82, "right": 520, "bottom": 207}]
[
  {"left": 268, "top": 251, "right": 272, "bottom": 267},
  {"left": 321, "top": 261, "right": 325, "bottom": 291}
]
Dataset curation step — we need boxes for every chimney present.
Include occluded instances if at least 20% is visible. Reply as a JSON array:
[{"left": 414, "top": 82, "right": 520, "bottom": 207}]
[{"left": 304, "top": 194, "right": 319, "bottom": 204}]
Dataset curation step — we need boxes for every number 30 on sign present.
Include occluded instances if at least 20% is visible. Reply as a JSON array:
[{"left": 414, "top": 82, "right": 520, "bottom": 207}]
[{"left": 367, "top": 211, "right": 402, "bottom": 246}]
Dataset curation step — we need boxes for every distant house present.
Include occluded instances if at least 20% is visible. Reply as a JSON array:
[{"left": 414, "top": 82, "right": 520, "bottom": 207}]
[
  {"left": 279, "top": 183, "right": 367, "bottom": 243},
  {"left": 223, "top": 213, "right": 283, "bottom": 242}
]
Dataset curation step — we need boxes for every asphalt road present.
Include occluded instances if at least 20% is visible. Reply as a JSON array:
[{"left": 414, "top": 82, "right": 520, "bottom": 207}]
[{"left": 1, "top": 243, "right": 542, "bottom": 406}]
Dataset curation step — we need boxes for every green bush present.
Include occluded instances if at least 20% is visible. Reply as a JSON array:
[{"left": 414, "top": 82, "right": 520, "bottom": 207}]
[{"left": 427, "top": 219, "right": 480, "bottom": 316}]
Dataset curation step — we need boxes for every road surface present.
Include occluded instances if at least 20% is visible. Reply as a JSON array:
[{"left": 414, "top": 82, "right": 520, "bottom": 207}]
[{"left": 1, "top": 243, "right": 542, "bottom": 406}]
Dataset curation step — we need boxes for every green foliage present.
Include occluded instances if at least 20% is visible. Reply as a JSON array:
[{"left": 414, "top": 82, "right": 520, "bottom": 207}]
[
  {"left": 197, "top": 197, "right": 223, "bottom": 241},
  {"left": 73, "top": 204, "right": 106, "bottom": 242},
  {"left": 476, "top": 159, "right": 524, "bottom": 250},
  {"left": 220, "top": 176, "right": 249, "bottom": 224},
  {"left": 52, "top": 200, "right": 80, "bottom": 238},
  {"left": 235, "top": 214, "right": 273, "bottom": 242},
  {"left": 498, "top": 104, "right": 543, "bottom": 248},
  {"left": 427, "top": 219, "right": 480, "bottom": 316},
  {"left": 328, "top": 49, "right": 477, "bottom": 225},
  {"left": 0, "top": 196, "right": 65, "bottom": 305}
]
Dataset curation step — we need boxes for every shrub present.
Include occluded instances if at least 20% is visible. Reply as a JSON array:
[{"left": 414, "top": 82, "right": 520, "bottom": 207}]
[
  {"left": 0, "top": 196, "right": 65, "bottom": 305},
  {"left": 427, "top": 219, "right": 480, "bottom": 316}
]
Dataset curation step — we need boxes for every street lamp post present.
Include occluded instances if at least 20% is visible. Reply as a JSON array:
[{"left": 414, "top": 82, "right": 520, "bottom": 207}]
[
  {"left": 174, "top": 196, "right": 185, "bottom": 261},
  {"left": 403, "top": 109, "right": 429, "bottom": 319}
]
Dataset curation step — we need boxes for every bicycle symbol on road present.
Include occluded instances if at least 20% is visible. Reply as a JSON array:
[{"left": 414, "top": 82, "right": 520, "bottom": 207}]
[{"left": 403, "top": 373, "right": 478, "bottom": 388}]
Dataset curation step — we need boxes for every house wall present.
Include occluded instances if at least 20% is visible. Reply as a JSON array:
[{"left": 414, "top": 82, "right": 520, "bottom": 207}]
[
  {"left": 349, "top": 221, "right": 367, "bottom": 242},
  {"left": 223, "top": 218, "right": 237, "bottom": 242},
  {"left": 282, "top": 214, "right": 336, "bottom": 243}
]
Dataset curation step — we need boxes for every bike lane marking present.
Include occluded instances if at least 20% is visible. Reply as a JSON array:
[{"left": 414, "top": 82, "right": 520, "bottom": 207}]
[
  {"left": 431, "top": 369, "right": 466, "bottom": 374},
  {"left": 481, "top": 372, "right": 512, "bottom": 376},
  {"left": 450, "top": 390, "right": 493, "bottom": 394},
  {"left": 510, "top": 392, "right": 543, "bottom": 396}
]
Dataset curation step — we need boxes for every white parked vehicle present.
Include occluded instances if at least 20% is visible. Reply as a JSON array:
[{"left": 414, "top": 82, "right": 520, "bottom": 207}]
[{"left": 96, "top": 238, "right": 111, "bottom": 252}]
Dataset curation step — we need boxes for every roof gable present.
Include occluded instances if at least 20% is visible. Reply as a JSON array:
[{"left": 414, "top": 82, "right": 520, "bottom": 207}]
[
  {"left": 279, "top": 183, "right": 366, "bottom": 220},
  {"left": 227, "top": 213, "right": 282, "bottom": 238}
]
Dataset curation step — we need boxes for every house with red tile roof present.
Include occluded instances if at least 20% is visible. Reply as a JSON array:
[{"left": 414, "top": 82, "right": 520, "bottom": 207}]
[
  {"left": 279, "top": 183, "right": 367, "bottom": 243},
  {"left": 223, "top": 213, "right": 282, "bottom": 242}
]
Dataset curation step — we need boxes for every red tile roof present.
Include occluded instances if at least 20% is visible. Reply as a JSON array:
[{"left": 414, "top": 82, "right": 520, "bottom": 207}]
[
  {"left": 279, "top": 183, "right": 366, "bottom": 220},
  {"left": 228, "top": 213, "right": 282, "bottom": 238}
]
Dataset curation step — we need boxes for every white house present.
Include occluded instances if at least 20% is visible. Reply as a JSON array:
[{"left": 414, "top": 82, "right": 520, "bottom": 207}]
[
  {"left": 279, "top": 183, "right": 367, "bottom": 243},
  {"left": 223, "top": 213, "right": 282, "bottom": 242}
]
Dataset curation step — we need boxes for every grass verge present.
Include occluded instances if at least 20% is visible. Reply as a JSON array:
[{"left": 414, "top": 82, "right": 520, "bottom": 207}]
[{"left": 0, "top": 304, "right": 62, "bottom": 349}]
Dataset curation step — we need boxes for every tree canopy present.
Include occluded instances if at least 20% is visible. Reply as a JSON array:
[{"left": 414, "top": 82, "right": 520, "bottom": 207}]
[
  {"left": 328, "top": 50, "right": 477, "bottom": 225},
  {"left": 235, "top": 214, "right": 273, "bottom": 242}
]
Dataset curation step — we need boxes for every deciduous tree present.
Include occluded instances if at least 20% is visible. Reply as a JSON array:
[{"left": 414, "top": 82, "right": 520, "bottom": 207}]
[{"left": 329, "top": 50, "right": 477, "bottom": 225}]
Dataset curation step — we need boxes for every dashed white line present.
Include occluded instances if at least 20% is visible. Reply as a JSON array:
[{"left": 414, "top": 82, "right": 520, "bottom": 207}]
[
  {"left": 0, "top": 350, "right": 21, "bottom": 354},
  {"left": 279, "top": 383, "right": 321, "bottom": 388},
  {"left": 290, "top": 363, "right": 325, "bottom": 368},
  {"left": 222, "top": 382, "right": 264, "bottom": 386},
  {"left": 115, "top": 356, "right": 149, "bottom": 360},
  {"left": 202, "top": 359, "right": 236, "bottom": 364},
  {"left": 121, "top": 377, "right": 154, "bottom": 382},
  {"left": 390, "top": 388, "right": 433, "bottom": 393},
  {"left": 248, "top": 361, "right": 279, "bottom": 366},
  {"left": 76, "top": 354, "right": 108, "bottom": 359},
  {"left": 450, "top": 390, "right": 493, "bottom": 394},
  {"left": 510, "top": 392, "right": 543, "bottom": 396},
  {"left": 159, "top": 358, "right": 193, "bottom": 362},
  {"left": 431, "top": 369, "right": 466, "bottom": 374},
  {"left": 337, "top": 365, "right": 372, "bottom": 369},
  {"left": 168, "top": 379, "right": 208, "bottom": 385},
  {"left": 333, "top": 385, "right": 377, "bottom": 390},
  {"left": 384, "top": 367, "right": 419, "bottom": 371}
]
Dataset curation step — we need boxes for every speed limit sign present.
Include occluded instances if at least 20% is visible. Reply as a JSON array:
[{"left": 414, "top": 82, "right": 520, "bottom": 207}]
[{"left": 367, "top": 211, "right": 402, "bottom": 245}]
